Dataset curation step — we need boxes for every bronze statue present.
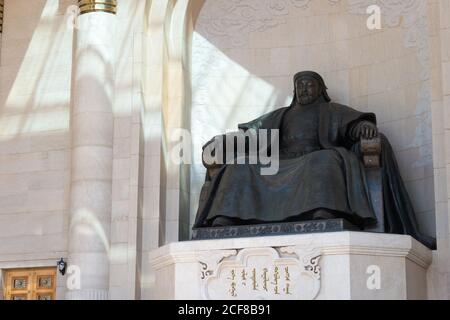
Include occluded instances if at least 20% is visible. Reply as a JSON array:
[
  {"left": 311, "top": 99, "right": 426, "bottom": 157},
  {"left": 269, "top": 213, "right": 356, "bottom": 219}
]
[{"left": 193, "top": 71, "right": 436, "bottom": 249}]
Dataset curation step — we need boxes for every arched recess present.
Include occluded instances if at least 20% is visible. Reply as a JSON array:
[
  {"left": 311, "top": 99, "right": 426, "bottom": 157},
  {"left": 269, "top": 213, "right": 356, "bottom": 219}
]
[{"left": 141, "top": 0, "right": 205, "bottom": 247}]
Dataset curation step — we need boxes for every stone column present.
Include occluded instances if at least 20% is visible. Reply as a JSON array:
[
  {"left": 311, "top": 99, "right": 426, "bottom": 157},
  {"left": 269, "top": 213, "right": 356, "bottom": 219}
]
[{"left": 66, "top": 0, "right": 117, "bottom": 300}]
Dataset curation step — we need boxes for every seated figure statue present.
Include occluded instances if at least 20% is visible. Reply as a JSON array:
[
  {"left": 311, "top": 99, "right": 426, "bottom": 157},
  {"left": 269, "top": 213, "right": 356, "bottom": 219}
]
[{"left": 193, "top": 71, "right": 436, "bottom": 249}]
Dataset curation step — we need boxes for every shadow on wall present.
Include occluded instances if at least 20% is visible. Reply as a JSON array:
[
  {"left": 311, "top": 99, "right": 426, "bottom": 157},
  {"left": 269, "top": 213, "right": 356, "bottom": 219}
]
[{"left": 188, "top": 0, "right": 436, "bottom": 238}]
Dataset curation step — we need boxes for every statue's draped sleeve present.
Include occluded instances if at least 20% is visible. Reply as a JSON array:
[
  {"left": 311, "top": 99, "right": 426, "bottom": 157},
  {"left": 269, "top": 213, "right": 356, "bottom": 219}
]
[
  {"left": 318, "top": 103, "right": 377, "bottom": 148},
  {"left": 237, "top": 103, "right": 377, "bottom": 143},
  {"left": 238, "top": 107, "right": 289, "bottom": 131}
]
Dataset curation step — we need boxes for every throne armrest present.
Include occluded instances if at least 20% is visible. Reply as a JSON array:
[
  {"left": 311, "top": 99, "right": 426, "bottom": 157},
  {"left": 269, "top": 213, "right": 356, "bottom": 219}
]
[{"left": 360, "top": 137, "right": 382, "bottom": 169}]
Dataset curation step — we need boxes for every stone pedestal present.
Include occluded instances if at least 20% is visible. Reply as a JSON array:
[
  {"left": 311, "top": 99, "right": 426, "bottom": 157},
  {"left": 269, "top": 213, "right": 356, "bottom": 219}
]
[{"left": 148, "top": 232, "right": 432, "bottom": 300}]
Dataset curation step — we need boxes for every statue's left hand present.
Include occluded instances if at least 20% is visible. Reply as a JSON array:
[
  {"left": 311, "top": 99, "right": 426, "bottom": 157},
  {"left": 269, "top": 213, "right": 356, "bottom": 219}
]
[{"left": 351, "top": 121, "right": 378, "bottom": 140}]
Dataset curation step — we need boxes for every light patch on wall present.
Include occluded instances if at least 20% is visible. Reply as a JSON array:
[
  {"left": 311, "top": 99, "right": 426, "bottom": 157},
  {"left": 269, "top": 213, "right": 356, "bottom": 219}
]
[
  {"left": 191, "top": 31, "right": 292, "bottom": 166},
  {"left": 41, "top": 0, "right": 59, "bottom": 17},
  {"left": 0, "top": 110, "right": 69, "bottom": 137},
  {"left": 70, "top": 208, "right": 110, "bottom": 254},
  {"left": 0, "top": 0, "right": 72, "bottom": 136},
  {"left": 109, "top": 245, "right": 128, "bottom": 265}
]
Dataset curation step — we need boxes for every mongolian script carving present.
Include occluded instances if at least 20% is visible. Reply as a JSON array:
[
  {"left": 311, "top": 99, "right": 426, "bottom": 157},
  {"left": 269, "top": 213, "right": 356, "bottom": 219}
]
[{"left": 200, "top": 247, "right": 321, "bottom": 300}]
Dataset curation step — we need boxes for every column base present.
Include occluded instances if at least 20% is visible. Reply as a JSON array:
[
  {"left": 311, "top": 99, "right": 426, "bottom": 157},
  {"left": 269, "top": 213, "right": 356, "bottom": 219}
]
[{"left": 65, "top": 289, "right": 109, "bottom": 300}]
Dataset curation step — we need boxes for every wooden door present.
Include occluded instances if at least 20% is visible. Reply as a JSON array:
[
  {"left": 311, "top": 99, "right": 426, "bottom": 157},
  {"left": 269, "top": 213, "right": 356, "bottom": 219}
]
[{"left": 4, "top": 268, "right": 56, "bottom": 300}]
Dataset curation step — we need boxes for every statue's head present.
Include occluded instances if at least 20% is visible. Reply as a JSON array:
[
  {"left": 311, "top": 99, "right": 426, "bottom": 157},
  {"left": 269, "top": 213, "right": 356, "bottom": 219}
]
[{"left": 292, "top": 71, "right": 331, "bottom": 106}]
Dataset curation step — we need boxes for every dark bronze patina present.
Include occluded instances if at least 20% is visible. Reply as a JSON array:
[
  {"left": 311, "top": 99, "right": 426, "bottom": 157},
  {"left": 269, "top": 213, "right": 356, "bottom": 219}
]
[{"left": 193, "top": 71, "right": 436, "bottom": 250}]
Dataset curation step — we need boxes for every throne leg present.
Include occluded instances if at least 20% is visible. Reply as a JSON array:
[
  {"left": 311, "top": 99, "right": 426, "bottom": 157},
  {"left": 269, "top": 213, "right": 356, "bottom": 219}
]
[
  {"left": 360, "top": 137, "right": 385, "bottom": 233},
  {"left": 364, "top": 168, "right": 384, "bottom": 233}
]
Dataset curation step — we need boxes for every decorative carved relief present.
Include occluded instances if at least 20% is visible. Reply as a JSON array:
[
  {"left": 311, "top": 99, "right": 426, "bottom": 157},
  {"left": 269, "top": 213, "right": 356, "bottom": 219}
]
[
  {"left": 199, "top": 250, "right": 238, "bottom": 281},
  {"left": 196, "top": 0, "right": 340, "bottom": 46},
  {"left": 199, "top": 247, "right": 321, "bottom": 300},
  {"left": 280, "top": 246, "right": 321, "bottom": 282}
]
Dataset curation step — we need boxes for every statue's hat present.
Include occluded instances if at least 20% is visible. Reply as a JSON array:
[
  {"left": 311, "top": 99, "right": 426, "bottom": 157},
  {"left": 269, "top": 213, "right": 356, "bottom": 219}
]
[{"left": 292, "top": 71, "right": 331, "bottom": 102}]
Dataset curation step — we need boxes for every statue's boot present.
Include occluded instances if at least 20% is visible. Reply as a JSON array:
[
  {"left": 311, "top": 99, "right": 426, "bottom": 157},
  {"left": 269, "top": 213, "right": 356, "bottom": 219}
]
[
  {"left": 211, "top": 216, "right": 237, "bottom": 227},
  {"left": 311, "top": 209, "right": 335, "bottom": 220}
]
